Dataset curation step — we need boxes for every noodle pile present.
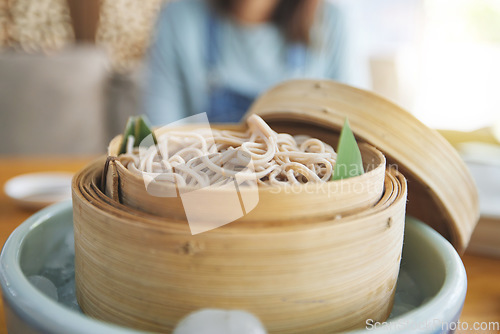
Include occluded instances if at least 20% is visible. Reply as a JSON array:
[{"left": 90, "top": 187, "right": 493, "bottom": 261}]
[{"left": 119, "top": 115, "right": 337, "bottom": 187}]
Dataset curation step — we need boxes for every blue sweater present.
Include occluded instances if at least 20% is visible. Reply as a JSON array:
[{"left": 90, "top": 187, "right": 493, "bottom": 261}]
[{"left": 145, "top": 0, "right": 347, "bottom": 126}]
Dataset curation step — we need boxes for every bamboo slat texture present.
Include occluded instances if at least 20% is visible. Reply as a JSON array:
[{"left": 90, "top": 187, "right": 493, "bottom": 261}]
[
  {"left": 107, "top": 136, "right": 387, "bottom": 224},
  {"left": 73, "top": 157, "right": 407, "bottom": 333},
  {"left": 73, "top": 106, "right": 408, "bottom": 332}
]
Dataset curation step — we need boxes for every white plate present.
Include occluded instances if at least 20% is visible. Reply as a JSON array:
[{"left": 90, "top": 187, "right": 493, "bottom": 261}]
[{"left": 4, "top": 172, "right": 73, "bottom": 210}]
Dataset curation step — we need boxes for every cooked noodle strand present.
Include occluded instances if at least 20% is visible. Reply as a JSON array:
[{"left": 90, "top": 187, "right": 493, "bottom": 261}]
[{"left": 120, "top": 115, "right": 337, "bottom": 187}]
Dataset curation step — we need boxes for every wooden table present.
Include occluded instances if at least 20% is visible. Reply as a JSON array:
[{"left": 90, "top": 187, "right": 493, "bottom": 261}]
[{"left": 0, "top": 157, "right": 499, "bottom": 333}]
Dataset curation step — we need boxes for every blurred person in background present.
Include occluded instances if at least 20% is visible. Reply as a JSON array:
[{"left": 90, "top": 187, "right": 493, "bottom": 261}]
[{"left": 145, "top": 0, "right": 346, "bottom": 125}]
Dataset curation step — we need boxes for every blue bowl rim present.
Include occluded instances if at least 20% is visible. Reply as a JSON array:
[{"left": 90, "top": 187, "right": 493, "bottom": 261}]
[
  {"left": 0, "top": 201, "right": 466, "bottom": 333},
  {"left": 350, "top": 215, "right": 467, "bottom": 333}
]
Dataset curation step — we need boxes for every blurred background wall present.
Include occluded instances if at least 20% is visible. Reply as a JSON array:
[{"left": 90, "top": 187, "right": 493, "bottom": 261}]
[
  {"left": 0, "top": 0, "right": 499, "bottom": 155},
  {"left": 340, "top": 0, "right": 500, "bottom": 132}
]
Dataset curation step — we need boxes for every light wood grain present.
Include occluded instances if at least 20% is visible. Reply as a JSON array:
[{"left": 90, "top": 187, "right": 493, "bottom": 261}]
[{"left": 457, "top": 254, "right": 500, "bottom": 334}]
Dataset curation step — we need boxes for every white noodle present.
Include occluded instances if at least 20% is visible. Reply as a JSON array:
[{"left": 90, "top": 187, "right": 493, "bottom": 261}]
[{"left": 119, "top": 115, "right": 337, "bottom": 187}]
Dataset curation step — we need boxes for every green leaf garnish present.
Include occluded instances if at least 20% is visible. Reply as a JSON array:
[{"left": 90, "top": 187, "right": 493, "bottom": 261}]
[
  {"left": 332, "top": 118, "right": 364, "bottom": 180},
  {"left": 135, "top": 116, "right": 157, "bottom": 146},
  {"left": 118, "top": 115, "right": 157, "bottom": 155},
  {"left": 119, "top": 117, "right": 135, "bottom": 154}
]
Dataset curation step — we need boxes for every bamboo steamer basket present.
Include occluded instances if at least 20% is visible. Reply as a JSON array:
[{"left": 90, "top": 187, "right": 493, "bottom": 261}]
[
  {"left": 72, "top": 79, "right": 477, "bottom": 333},
  {"left": 73, "top": 106, "right": 408, "bottom": 332},
  {"left": 73, "top": 158, "right": 406, "bottom": 333},
  {"left": 245, "top": 80, "right": 479, "bottom": 253},
  {"left": 106, "top": 133, "right": 387, "bottom": 223}
]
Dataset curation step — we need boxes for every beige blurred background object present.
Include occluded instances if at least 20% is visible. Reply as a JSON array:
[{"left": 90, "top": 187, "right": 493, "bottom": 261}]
[
  {"left": 0, "top": 47, "right": 109, "bottom": 155},
  {"left": 0, "top": 0, "right": 167, "bottom": 69},
  {"left": 0, "top": 0, "right": 162, "bottom": 154},
  {"left": 96, "top": 0, "right": 167, "bottom": 72},
  {"left": 0, "top": 0, "right": 8, "bottom": 47},
  {"left": 2, "top": 0, "right": 74, "bottom": 51}
]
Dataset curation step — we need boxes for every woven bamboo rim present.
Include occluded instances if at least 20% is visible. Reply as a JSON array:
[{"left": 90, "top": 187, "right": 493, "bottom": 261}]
[
  {"left": 73, "top": 157, "right": 407, "bottom": 333},
  {"left": 245, "top": 79, "right": 479, "bottom": 253},
  {"left": 107, "top": 130, "right": 386, "bottom": 223}
]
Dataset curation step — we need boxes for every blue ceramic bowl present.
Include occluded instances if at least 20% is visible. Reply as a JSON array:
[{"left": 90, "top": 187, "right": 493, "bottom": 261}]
[{"left": 0, "top": 201, "right": 466, "bottom": 334}]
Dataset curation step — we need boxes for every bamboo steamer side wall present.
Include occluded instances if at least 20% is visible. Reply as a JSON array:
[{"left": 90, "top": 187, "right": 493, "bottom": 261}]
[
  {"left": 107, "top": 134, "right": 387, "bottom": 223},
  {"left": 73, "top": 159, "right": 407, "bottom": 333}
]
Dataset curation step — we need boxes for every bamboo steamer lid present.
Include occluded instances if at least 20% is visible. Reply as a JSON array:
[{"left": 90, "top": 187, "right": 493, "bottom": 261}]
[{"left": 245, "top": 79, "right": 479, "bottom": 253}]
